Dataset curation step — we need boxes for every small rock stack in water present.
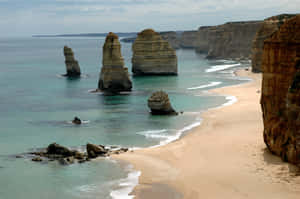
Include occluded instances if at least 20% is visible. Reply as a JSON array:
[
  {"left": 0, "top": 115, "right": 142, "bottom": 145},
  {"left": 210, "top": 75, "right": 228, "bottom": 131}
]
[
  {"left": 251, "top": 14, "right": 296, "bottom": 73},
  {"left": 98, "top": 32, "right": 132, "bottom": 93},
  {"left": 148, "top": 91, "right": 177, "bottom": 115},
  {"left": 261, "top": 15, "right": 300, "bottom": 165},
  {"left": 63, "top": 46, "right": 81, "bottom": 77},
  {"left": 132, "top": 29, "right": 178, "bottom": 75}
]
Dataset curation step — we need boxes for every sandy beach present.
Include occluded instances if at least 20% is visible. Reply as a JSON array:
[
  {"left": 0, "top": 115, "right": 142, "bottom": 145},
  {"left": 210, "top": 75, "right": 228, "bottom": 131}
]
[{"left": 115, "top": 69, "right": 300, "bottom": 199}]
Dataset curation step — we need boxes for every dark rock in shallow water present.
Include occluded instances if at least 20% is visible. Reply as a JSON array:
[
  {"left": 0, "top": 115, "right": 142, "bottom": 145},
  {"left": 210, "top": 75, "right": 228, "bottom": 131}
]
[
  {"left": 148, "top": 91, "right": 177, "bottom": 115},
  {"left": 72, "top": 117, "right": 82, "bottom": 125},
  {"left": 47, "top": 143, "right": 74, "bottom": 157},
  {"left": 63, "top": 46, "right": 81, "bottom": 77},
  {"left": 26, "top": 143, "right": 128, "bottom": 165},
  {"left": 32, "top": 157, "right": 43, "bottom": 162},
  {"left": 86, "top": 143, "right": 107, "bottom": 158}
]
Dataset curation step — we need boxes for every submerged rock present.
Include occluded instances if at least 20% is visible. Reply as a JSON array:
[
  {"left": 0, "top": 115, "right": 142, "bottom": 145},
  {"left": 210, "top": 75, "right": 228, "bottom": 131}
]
[
  {"left": 261, "top": 15, "right": 300, "bottom": 165},
  {"left": 63, "top": 46, "right": 81, "bottom": 77},
  {"left": 98, "top": 32, "right": 132, "bottom": 93},
  {"left": 148, "top": 91, "right": 177, "bottom": 115},
  {"left": 72, "top": 117, "right": 82, "bottom": 125},
  {"left": 252, "top": 14, "right": 296, "bottom": 73},
  {"left": 132, "top": 29, "right": 178, "bottom": 76}
]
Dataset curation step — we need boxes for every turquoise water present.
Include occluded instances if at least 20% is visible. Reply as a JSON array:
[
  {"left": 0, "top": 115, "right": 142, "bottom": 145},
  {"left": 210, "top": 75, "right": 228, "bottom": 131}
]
[{"left": 0, "top": 37, "right": 249, "bottom": 199}]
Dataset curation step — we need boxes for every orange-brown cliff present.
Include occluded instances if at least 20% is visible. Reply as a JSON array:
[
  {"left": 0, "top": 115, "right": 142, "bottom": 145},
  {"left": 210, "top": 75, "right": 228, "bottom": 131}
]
[
  {"left": 261, "top": 15, "right": 300, "bottom": 165},
  {"left": 251, "top": 14, "right": 296, "bottom": 73}
]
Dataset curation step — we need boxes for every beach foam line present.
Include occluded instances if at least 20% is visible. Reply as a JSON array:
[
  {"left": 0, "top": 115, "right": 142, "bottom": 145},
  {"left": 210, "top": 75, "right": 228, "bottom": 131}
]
[
  {"left": 110, "top": 165, "right": 141, "bottom": 199},
  {"left": 205, "top": 63, "right": 241, "bottom": 73},
  {"left": 187, "top": 81, "right": 222, "bottom": 90},
  {"left": 147, "top": 121, "right": 202, "bottom": 149},
  {"left": 136, "top": 129, "right": 168, "bottom": 139}
]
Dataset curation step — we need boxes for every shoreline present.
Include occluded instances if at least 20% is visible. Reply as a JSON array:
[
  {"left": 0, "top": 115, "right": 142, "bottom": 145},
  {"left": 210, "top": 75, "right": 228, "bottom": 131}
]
[{"left": 114, "top": 69, "right": 300, "bottom": 199}]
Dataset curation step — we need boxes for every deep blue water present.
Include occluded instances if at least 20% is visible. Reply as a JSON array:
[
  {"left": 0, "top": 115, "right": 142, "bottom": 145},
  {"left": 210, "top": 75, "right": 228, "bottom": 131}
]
[{"left": 0, "top": 36, "right": 249, "bottom": 199}]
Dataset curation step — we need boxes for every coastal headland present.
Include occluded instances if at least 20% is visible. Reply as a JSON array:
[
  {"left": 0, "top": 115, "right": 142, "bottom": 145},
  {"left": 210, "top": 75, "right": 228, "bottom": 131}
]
[{"left": 114, "top": 69, "right": 300, "bottom": 199}]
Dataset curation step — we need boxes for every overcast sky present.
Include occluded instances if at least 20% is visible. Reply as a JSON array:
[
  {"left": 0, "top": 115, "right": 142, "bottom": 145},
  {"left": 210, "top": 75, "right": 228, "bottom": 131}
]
[{"left": 0, "top": 0, "right": 299, "bottom": 36}]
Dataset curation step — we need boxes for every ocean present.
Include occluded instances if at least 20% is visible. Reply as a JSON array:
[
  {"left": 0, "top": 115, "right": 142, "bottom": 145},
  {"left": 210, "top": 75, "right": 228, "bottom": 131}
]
[{"left": 0, "top": 36, "right": 250, "bottom": 199}]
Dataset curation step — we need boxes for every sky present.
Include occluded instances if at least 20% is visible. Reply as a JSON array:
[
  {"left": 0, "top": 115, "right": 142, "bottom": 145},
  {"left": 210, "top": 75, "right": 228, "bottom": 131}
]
[{"left": 0, "top": 0, "right": 299, "bottom": 36}]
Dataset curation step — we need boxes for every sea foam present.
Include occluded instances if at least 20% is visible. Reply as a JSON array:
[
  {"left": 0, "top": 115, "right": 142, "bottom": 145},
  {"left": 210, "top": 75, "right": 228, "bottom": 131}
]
[
  {"left": 187, "top": 81, "right": 222, "bottom": 90},
  {"left": 110, "top": 165, "right": 141, "bottom": 199},
  {"left": 205, "top": 63, "right": 241, "bottom": 73}
]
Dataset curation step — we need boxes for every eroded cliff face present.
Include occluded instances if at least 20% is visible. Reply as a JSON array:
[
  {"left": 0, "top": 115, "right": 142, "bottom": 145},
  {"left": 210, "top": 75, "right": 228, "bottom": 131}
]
[
  {"left": 63, "top": 46, "right": 81, "bottom": 77},
  {"left": 252, "top": 14, "right": 296, "bottom": 73},
  {"left": 195, "top": 21, "right": 262, "bottom": 60},
  {"left": 180, "top": 31, "right": 197, "bottom": 49},
  {"left": 160, "top": 31, "right": 180, "bottom": 49},
  {"left": 261, "top": 15, "right": 300, "bottom": 165},
  {"left": 132, "top": 29, "right": 178, "bottom": 76},
  {"left": 98, "top": 32, "right": 132, "bottom": 93}
]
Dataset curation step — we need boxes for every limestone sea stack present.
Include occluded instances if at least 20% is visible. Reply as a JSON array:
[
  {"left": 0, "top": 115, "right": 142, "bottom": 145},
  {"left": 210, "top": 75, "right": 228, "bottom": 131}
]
[
  {"left": 148, "top": 91, "right": 177, "bottom": 115},
  {"left": 252, "top": 14, "right": 296, "bottom": 73},
  {"left": 63, "top": 46, "right": 81, "bottom": 77},
  {"left": 132, "top": 29, "right": 178, "bottom": 76},
  {"left": 98, "top": 32, "right": 132, "bottom": 93},
  {"left": 261, "top": 15, "right": 300, "bottom": 165}
]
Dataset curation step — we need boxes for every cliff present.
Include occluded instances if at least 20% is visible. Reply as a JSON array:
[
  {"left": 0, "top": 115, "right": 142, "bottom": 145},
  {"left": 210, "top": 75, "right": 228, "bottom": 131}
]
[
  {"left": 261, "top": 15, "right": 300, "bottom": 165},
  {"left": 98, "top": 32, "right": 132, "bottom": 93},
  {"left": 179, "top": 31, "right": 197, "bottom": 48},
  {"left": 252, "top": 14, "right": 296, "bottom": 73},
  {"left": 195, "top": 21, "right": 263, "bottom": 60},
  {"left": 160, "top": 31, "right": 181, "bottom": 49},
  {"left": 132, "top": 29, "right": 178, "bottom": 76},
  {"left": 63, "top": 46, "right": 81, "bottom": 77}
]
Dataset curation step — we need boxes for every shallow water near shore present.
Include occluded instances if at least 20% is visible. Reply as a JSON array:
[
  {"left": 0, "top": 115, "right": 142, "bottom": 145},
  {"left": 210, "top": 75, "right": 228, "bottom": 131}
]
[{"left": 0, "top": 36, "right": 249, "bottom": 199}]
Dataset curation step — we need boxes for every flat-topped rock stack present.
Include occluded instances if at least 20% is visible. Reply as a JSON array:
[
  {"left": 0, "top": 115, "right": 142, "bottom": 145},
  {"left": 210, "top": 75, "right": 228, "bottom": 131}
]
[
  {"left": 98, "top": 32, "right": 132, "bottom": 93},
  {"left": 63, "top": 46, "right": 81, "bottom": 77},
  {"left": 252, "top": 14, "right": 296, "bottom": 73},
  {"left": 132, "top": 29, "right": 178, "bottom": 76},
  {"left": 261, "top": 15, "right": 300, "bottom": 165}
]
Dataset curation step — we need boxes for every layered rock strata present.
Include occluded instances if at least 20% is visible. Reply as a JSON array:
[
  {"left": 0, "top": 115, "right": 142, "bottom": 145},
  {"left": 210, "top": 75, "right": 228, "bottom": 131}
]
[
  {"left": 148, "top": 91, "right": 177, "bottom": 115},
  {"left": 132, "top": 29, "right": 178, "bottom": 76},
  {"left": 160, "top": 31, "right": 180, "bottom": 49},
  {"left": 98, "top": 32, "right": 132, "bottom": 93},
  {"left": 195, "top": 21, "right": 262, "bottom": 60},
  {"left": 261, "top": 15, "right": 300, "bottom": 165},
  {"left": 179, "top": 31, "right": 197, "bottom": 48},
  {"left": 252, "top": 14, "right": 296, "bottom": 73},
  {"left": 63, "top": 46, "right": 81, "bottom": 77}
]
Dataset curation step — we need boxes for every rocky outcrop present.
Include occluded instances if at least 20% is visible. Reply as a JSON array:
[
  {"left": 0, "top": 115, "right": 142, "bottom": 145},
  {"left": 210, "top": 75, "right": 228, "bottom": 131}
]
[
  {"left": 86, "top": 143, "right": 107, "bottom": 158},
  {"left": 195, "top": 21, "right": 263, "bottom": 60},
  {"left": 261, "top": 15, "right": 300, "bottom": 165},
  {"left": 63, "top": 46, "right": 81, "bottom": 77},
  {"left": 148, "top": 91, "right": 177, "bottom": 115},
  {"left": 132, "top": 29, "right": 178, "bottom": 76},
  {"left": 27, "top": 142, "right": 129, "bottom": 165},
  {"left": 180, "top": 31, "right": 197, "bottom": 48},
  {"left": 98, "top": 32, "right": 132, "bottom": 93},
  {"left": 252, "top": 14, "right": 296, "bottom": 73}
]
